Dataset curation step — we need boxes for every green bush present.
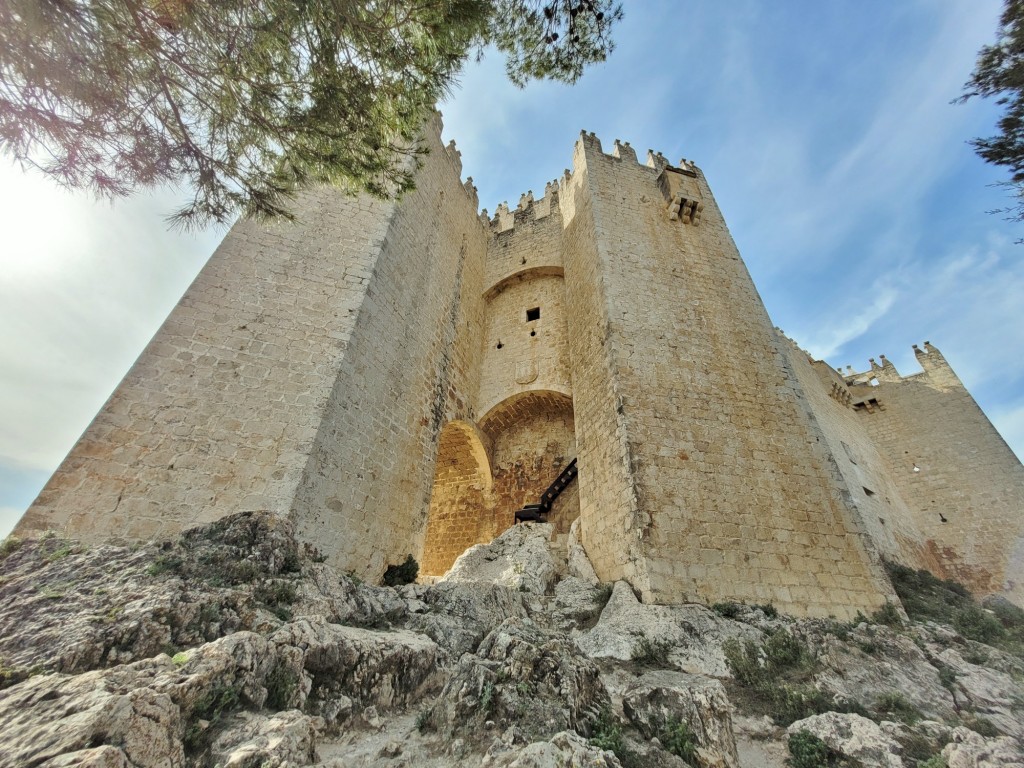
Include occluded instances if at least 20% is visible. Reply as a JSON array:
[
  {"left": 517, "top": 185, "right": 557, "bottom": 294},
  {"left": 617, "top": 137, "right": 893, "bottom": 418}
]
[
  {"left": 712, "top": 602, "right": 743, "bottom": 619},
  {"left": 265, "top": 664, "right": 300, "bottom": 709},
  {"left": 871, "top": 602, "right": 903, "bottom": 627},
  {"left": 0, "top": 536, "right": 22, "bottom": 561},
  {"left": 964, "top": 714, "right": 1000, "bottom": 737},
  {"left": 382, "top": 554, "right": 419, "bottom": 587},
  {"left": 787, "top": 729, "right": 830, "bottom": 768},
  {"left": 146, "top": 553, "right": 184, "bottom": 577},
  {"left": 724, "top": 630, "right": 842, "bottom": 725},
  {"left": 885, "top": 562, "right": 1023, "bottom": 656},
  {"left": 184, "top": 681, "right": 241, "bottom": 752},
  {"left": 873, "top": 692, "right": 922, "bottom": 725},
  {"left": 631, "top": 635, "right": 671, "bottom": 667},
  {"left": 660, "top": 718, "right": 697, "bottom": 763}
]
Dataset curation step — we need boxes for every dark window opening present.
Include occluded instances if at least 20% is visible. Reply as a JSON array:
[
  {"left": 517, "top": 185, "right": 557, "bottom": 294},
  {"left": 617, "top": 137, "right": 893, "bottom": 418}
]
[{"left": 526, "top": 307, "right": 540, "bottom": 322}]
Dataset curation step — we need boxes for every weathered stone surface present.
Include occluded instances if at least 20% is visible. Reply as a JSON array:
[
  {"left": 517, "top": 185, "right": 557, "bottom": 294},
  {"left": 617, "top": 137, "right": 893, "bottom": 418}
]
[
  {"left": 813, "top": 623, "right": 958, "bottom": 722},
  {"left": 209, "top": 710, "right": 320, "bottom": 768},
  {"left": 271, "top": 618, "right": 441, "bottom": 725},
  {"left": 567, "top": 518, "right": 599, "bottom": 586},
  {"left": 575, "top": 581, "right": 761, "bottom": 676},
  {"left": 440, "top": 523, "right": 559, "bottom": 595},
  {"left": 622, "top": 670, "right": 739, "bottom": 768},
  {"left": 488, "top": 731, "right": 622, "bottom": 768},
  {"left": 934, "top": 647, "right": 1024, "bottom": 739},
  {"left": 0, "top": 669, "right": 184, "bottom": 768},
  {"left": 428, "top": 617, "right": 608, "bottom": 743},
  {"left": 40, "top": 746, "right": 131, "bottom": 768},
  {"left": 942, "top": 726, "right": 1024, "bottom": 767},
  {"left": 405, "top": 580, "right": 529, "bottom": 656},
  {"left": 787, "top": 712, "right": 904, "bottom": 768}
]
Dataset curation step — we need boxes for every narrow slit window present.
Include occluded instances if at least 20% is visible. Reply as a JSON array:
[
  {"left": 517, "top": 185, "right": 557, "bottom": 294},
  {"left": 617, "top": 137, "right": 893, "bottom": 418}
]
[{"left": 526, "top": 307, "right": 540, "bottom": 322}]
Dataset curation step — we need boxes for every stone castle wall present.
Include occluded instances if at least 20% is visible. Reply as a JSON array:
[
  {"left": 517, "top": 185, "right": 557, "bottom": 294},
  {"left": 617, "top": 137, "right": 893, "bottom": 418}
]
[
  {"left": 842, "top": 345, "right": 1024, "bottom": 603},
  {"left": 15, "top": 124, "right": 1024, "bottom": 613}
]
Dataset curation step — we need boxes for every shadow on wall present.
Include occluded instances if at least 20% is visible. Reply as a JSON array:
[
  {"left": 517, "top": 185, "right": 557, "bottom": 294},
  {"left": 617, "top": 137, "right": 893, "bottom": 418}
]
[{"left": 419, "top": 390, "right": 578, "bottom": 576}]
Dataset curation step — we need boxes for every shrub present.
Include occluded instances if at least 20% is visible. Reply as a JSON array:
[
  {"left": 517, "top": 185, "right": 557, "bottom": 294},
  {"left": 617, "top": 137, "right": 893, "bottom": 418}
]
[
  {"left": 712, "top": 601, "right": 743, "bottom": 619},
  {"left": 184, "top": 681, "right": 240, "bottom": 752},
  {"left": 724, "top": 630, "right": 836, "bottom": 726},
  {"left": 0, "top": 536, "right": 22, "bottom": 561},
  {"left": 871, "top": 602, "right": 903, "bottom": 627},
  {"left": 953, "top": 606, "right": 1005, "bottom": 646},
  {"left": 874, "top": 692, "right": 922, "bottom": 724},
  {"left": 787, "top": 729, "right": 831, "bottom": 768},
  {"left": 382, "top": 554, "right": 418, "bottom": 587},
  {"left": 660, "top": 718, "right": 697, "bottom": 763},
  {"left": 757, "top": 603, "right": 779, "bottom": 619},
  {"left": 146, "top": 553, "right": 184, "bottom": 577},
  {"left": 254, "top": 579, "right": 298, "bottom": 621},
  {"left": 631, "top": 635, "right": 671, "bottom": 667},
  {"left": 265, "top": 664, "right": 300, "bottom": 709},
  {"left": 963, "top": 714, "right": 1000, "bottom": 737}
]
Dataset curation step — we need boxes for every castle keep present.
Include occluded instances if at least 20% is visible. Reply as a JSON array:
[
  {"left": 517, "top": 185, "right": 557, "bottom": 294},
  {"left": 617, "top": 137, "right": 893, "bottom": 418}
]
[{"left": 16, "top": 116, "right": 1024, "bottom": 617}]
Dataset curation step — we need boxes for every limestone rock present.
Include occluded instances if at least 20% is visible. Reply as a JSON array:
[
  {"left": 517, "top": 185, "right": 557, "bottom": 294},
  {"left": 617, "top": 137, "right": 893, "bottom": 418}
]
[
  {"left": 942, "top": 726, "right": 1024, "bottom": 767},
  {"left": 405, "top": 580, "right": 529, "bottom": 656},
  {"left": 297, "top": 565, "right": 407, "bottom": 627},
  {"left": 0, "top": 669, "right": 184, "bottom": 768},
  {"left": 271, "top": 617, "right": 442, "bottom": 726},
  {"left": 209, "top": 710, "right": 320, "bottom": 767},
  {"left": 575, "top": 581, "right": 761, "bottom": 676},
  {"left": 935, "top": 647, "right": 1024, "bottom": 739},
  {"left": 428, "top": 617, "right": 609, "bottom": 743},
  {"left": 440, "top": 523, "right": 558, "bottom": 595},
  {"left": 488, "top": 731, "right": 623, "bottom": 767},
  {"left": 813, "top": 623, "right": 957, "bottom": 722},
  {"left": 40, "top": 746, "right": 131, "bottom": 767},
  {"left": 621, "top": 670, "right": 739, "bottom": 768},
  {"left": 787, "top": 712, "right": 904, "bottom": 768},
  {"left": 567, "top": 519, "right": 599, "bottom": 586}
]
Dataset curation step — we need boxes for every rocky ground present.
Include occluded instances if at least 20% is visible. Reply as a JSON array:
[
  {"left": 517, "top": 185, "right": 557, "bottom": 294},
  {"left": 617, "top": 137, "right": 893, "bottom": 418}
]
[{"left": 0, "top": 512, "right": 1022, "bottom": 768}]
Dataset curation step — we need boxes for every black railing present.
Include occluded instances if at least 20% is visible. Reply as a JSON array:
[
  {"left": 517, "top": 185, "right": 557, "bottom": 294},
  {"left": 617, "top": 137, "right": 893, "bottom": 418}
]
[{"left": 514, "top": 458, "right": 578, "bottom": 524}]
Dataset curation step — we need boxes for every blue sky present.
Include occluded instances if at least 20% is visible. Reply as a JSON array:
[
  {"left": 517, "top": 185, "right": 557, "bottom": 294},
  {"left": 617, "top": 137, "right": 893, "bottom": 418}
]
[{"left": 1, "top": 0, "right": 1022, "bottom": 537}]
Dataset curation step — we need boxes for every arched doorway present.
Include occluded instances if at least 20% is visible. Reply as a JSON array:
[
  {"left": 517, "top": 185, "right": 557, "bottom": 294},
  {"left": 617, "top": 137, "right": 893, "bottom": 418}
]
[
  {"left": 479, "top": 390, "right": 578, "bottom": 540},
  {"left": 419, "top": 420, "right": 492, "bottom": 577}
]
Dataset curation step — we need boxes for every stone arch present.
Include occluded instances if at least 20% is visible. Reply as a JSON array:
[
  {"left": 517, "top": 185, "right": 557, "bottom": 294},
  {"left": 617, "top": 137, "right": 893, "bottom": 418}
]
[
  {"left": 479, "top": 390, "right": 578, "bottom": 539},
  {"left": 419, "top": 419, "right": 493, "bottom": 577}
]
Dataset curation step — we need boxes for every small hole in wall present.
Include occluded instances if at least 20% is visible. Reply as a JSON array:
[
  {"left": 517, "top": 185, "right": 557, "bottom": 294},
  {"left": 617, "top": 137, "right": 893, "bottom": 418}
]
[
  {"left": 496, "top": 341, "right": 503, "bottom": 349},
  {"left": 878, "top": 517, "right": 886, "bottom": 525},
  {"left": 521, "top": 257, "right": 527, "bottom": 264},
  {"left": 526, "top": 307, "right": 540, "bottom": 321},
  {"left": 939, "top": 513, "right": 948, "bottom": 523},
  {"left": 862, "top": 487, "right": 875, "bottom": 497},
  {"left": 530, "top": 330, "right": 536, "bottom": 337}
]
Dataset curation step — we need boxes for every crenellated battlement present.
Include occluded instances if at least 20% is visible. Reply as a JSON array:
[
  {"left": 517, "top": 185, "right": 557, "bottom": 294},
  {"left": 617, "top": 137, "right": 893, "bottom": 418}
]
[
  {"left": 483, "top": 178, "right": 564, "bottom": 235},
  {"left": 840, "top": 342, "right": 953, "bottom": 388}
]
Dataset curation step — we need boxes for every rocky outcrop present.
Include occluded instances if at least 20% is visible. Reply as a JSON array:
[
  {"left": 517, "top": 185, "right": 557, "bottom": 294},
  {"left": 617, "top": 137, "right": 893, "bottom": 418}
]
[
  {"left": 622, "top": 670, "right": 738, "bottom": 768},
  {"left": 787, "top": 712, "right": 904, "bottom": 767},
  {"left": 574, "top": 580, "right": 761, "bottom": 676},
  {"left": 2, "top": 512, "right": 1024, "bottom": 768},
  {"left": 439, "top": 523, "right": 559, "bottom": 595}
]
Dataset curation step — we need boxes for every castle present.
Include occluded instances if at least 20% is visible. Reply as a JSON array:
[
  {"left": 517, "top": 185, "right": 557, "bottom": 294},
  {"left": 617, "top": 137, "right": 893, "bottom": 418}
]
[{"left": 15, "top": 115, "right": 1024, "bottom": 618}]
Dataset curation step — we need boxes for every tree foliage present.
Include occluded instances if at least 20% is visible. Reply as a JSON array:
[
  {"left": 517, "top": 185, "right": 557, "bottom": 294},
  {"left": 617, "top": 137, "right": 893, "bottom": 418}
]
[
  {"left": 0, "top": 0, "right": 621, "bottom": 228},
  {"left": 961, "top": 0, "right": 1024, "bottom": 223}
]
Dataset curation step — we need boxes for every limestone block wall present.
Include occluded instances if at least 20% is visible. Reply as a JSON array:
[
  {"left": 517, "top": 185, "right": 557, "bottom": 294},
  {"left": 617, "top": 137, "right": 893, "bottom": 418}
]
[
  {"left": 559, "top": 141, "right": 648, "bottom": 589},
  {"left": 569, "top": 134, "right": 894, "bottom": 618},
  {"left": 478, "top": 274, "right": 572, "bottom": 416},
  {"left": 290, "top": 123, "right": 489, "bottom": 578},
  {"left": 844, "top": 345, "right": 1024, "bottom": 602},
  {"left": 777, "top": 337, "right": 936, "bottom": 572},
  {"left": 17, "top": 185, "right": 398, "bottom": 543}
]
